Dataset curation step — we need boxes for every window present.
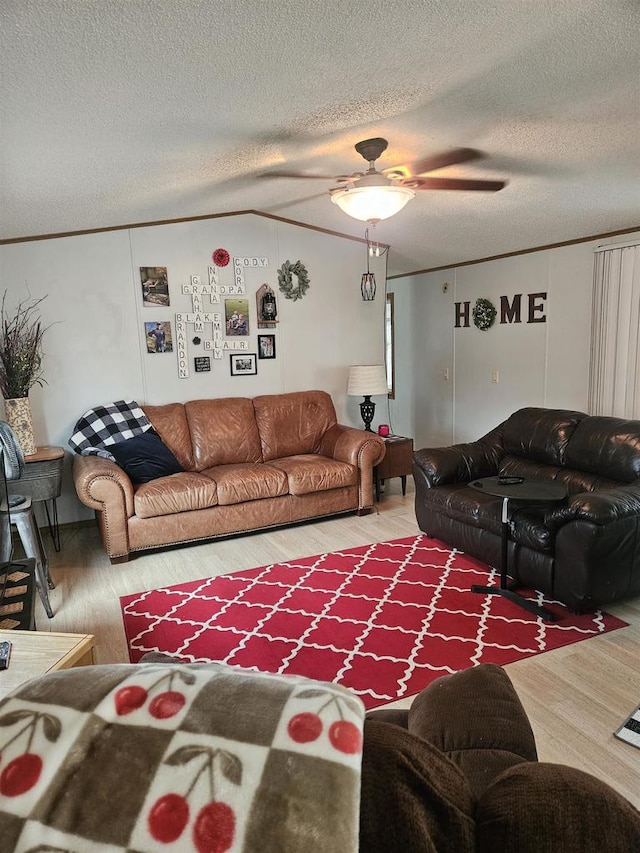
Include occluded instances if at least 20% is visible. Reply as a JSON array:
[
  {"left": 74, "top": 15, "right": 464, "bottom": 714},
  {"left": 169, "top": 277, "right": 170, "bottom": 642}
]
[{"left": 385, "top": 293, "right": 395, "bottom": 399}]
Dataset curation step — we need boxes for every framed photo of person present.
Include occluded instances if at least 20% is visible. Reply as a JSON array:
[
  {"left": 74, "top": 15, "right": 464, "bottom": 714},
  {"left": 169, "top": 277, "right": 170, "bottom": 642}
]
[
  {"left": 225, "top": 298, "right": 250, "bottom": 336},
  {"left": 229, "top": 353, "right": 257, "bottom": 376},
  {"left": 257, "top": 334, "right": 276, "bottom": 359},
  {"left": 145, "top": 321, "right": 173, "bottom": 353}
]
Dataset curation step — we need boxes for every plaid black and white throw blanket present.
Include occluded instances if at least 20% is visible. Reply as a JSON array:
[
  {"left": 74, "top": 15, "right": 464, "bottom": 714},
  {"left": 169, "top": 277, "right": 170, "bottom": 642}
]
[
  {"left": 0, "top": 661, "right": 364, "bottom": 852},
  {"left": 68, "top": 400, "right": 152, "bottom": 461}
]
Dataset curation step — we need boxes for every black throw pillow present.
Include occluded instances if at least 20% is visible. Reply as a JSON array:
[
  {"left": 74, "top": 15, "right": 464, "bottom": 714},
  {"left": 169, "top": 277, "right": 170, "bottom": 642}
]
[{"left": 109, "top": 432, "right": 183, "bottom": 484}]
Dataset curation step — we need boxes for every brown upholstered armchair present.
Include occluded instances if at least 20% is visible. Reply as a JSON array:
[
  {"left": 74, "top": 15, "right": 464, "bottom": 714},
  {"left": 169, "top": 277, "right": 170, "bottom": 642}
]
[{"left": 362, "top": 664, "right": 640, "bottom": 852}]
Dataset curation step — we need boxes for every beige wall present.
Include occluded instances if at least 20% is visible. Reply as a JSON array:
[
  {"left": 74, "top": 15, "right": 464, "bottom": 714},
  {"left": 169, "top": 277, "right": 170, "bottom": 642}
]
[{"left": 390, "top": 230, "right": 640, "bottom": 449}]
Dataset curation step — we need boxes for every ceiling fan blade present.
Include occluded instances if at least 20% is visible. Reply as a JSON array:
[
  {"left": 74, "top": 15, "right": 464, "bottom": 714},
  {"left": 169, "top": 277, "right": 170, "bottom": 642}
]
[
  {"left": 406, "top": 176, "right": 506, "bottom": 192},
  {"left": 385, "top": 148, "right": 484, "bottom": 179},
  {"left": 265, "top": 191, "right": 328, "bottom": 212},
  {"left": 258, "top": 171, "right": 339, "bottom": 180}
]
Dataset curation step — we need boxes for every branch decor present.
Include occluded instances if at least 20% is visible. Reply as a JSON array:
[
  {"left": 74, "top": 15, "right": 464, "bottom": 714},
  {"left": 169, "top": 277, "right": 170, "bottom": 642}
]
[
  {"left": 0, "top": 292, "right": 48, "bottom": 398},
  {"left": 277, "top": 260, "right": 310, "bottom": 301},
  {"left": 472, "top": 298, "right": 497, "bottom": 331},
  {"left": 0, "top": 291, "right": 49, "bottom": 454}
]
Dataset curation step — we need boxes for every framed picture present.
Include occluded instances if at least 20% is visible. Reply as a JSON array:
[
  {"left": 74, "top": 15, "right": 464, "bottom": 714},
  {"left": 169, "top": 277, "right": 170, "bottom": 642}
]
[
  {"left": 140, "top": 267, "right": 170, "bottom": 307},
  {"left": 194, "top": 356, "right": 211, "bottom": 372},
  {"left": 145, "top": 321, "right": 173, "bottom": 353},
  {"left": 257, "top": 334, "right": 276, "bottom": 359},
  {"left": 230, "top": 353, "right": 257, "bottom": 376},
  {"left": 225, "top": 298, "right": 250, "bottom": 336}
]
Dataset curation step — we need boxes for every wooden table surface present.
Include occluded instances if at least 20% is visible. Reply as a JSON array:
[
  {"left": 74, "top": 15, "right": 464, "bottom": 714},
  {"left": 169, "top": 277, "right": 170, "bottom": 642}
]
[{"left": 0, "top": 630, "right": 95, "bottom": 701}]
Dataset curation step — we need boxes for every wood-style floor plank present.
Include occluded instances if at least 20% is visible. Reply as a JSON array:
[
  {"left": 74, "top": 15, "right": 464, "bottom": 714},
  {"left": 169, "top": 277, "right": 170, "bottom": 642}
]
[{"left": 27, "top": 480, "right": 640, "bottom": 808}]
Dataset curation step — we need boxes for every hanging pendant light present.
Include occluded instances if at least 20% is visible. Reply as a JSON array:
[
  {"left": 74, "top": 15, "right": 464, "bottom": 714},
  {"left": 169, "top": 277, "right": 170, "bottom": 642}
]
[{"left": 361, "top": 228, "right": 377, "bottom": 301}]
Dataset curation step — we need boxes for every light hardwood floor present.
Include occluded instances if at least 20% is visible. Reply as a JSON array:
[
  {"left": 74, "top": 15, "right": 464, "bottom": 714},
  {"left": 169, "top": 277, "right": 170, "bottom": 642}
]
[{"left": 35, "top": 479, "right": 640, "bottom": 808}]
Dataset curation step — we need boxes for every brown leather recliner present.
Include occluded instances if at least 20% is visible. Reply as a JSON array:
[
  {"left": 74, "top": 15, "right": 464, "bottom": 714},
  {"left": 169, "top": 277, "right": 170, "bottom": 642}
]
[{"left": 413, "top": 407, "right": 640, "bottom": 612}]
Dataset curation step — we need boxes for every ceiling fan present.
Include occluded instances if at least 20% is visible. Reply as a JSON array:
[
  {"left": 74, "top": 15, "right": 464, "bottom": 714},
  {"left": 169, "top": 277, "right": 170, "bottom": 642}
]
[{"left": 261, "top": 138, "right": 507, "bottom": 223}]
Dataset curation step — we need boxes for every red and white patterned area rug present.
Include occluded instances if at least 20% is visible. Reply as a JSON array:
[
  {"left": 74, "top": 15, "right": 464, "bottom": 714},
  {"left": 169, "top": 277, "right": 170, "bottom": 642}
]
[{"left": 120, "top": 535, "right": 628, "bottom": 710}]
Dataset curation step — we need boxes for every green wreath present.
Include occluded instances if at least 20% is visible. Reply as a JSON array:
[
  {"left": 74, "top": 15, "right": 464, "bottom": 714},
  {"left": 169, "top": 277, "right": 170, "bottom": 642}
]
[
  {"left": 278, "top": 260, "right": 310, "bottom": 301},
  {"left": 472, "top": 297, "right": 497, "bottom": 331}
]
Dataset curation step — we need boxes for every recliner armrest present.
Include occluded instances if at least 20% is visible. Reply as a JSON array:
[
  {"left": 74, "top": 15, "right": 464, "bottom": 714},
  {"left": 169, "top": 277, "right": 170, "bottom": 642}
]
[
  {"left": 408, "top": 664, "right": 537, "bottom": 797},
  {"left": 413, "top": 434, "right": 502, "bottom": 487},
  {"left": 546, "top": 483, "right": 640, "bottom": 527}
]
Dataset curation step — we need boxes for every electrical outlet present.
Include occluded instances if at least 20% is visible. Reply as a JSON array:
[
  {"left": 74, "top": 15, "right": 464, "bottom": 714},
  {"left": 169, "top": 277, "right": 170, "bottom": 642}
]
[
  {"left": 443, "top": 368, "right": 450, "bottom": 380},
  {"left": 492, "top": 370, "right": 499, "bottom": 383}
]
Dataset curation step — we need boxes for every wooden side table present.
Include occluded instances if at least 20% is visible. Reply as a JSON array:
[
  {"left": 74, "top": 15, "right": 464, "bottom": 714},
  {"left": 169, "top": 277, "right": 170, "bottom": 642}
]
[
  {"left": 0, "top": 630, "right": 95, "bottom": 702},
  {"left": 7, "top": 446, "right": 64, "bottom": 551},
  {"left": 375, "top": 435, "right": 414, "bottom": 501}
]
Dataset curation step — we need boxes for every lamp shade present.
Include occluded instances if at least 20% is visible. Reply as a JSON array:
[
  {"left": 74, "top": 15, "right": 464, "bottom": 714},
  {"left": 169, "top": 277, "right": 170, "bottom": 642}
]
[
  {"left": 331, "top": 184, "right": 415, "bottom": 223},
  {"left": 347, "top": 364, "right": 388, "bottom": 396}
]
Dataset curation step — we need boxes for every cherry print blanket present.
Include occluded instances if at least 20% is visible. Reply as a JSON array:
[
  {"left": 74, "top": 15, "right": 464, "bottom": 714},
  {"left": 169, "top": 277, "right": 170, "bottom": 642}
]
[{"left": 0, "top": 661, "right": 365, "bottom": 852}]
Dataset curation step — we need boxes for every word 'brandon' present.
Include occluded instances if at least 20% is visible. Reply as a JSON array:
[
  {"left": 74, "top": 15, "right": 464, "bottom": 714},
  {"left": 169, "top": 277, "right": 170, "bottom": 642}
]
[{"left": 455, "top": 293, "right": 547, "bottom": 327}]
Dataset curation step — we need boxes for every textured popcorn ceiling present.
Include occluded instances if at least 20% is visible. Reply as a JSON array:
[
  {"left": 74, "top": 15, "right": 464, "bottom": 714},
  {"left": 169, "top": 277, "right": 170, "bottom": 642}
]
[{"left": 1, "top": 0, "right": 639, "bottom": 276}]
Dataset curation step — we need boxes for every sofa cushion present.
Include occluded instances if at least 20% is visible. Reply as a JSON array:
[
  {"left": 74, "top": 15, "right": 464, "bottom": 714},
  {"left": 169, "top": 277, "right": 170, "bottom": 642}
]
[
  {"left": 565, "top": 415, "right": 640, "bottom": 483},
  {"left": 186, "top": 397, "right": 263, "bottom": 468},
  {"left": 201, "top": 462, "right": 289, "bottom": 505},
  {"left": 500, "top": 455, "right": 620, "bottom": 494},
  {"left": 109, "top": 431, "right": 183, "bottom": 484},
  {"left": 142, "top": 402, "right": 195, "bottom": 471},
  {"left": 253, "top": 390, "right": 337, "bottom": 461},
  {"left": 134, "top": 471, "right": 218, "bottom": 518},
  {"left": 269, "top": 455, "right": 357, "bottom": 495},
  {"left": 502, "top": 408, "right": 586, "bottom": 467},
  {"left": 476, "top": 762, "right": 640, "bottom": 853}
]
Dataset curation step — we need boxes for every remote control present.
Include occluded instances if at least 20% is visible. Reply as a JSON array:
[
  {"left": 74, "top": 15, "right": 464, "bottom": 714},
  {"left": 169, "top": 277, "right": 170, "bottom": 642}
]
[{"left": 0, "top": 640, "right": 12, "bottom": 670}]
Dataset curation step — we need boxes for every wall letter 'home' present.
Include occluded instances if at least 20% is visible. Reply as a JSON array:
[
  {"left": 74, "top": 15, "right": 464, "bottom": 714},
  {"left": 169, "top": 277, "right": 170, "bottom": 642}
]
[
  {"left": 528, "top": 292, "right": 547, "bottom": 323},
  {"left": 454, "top": 301, "right": 470, "bottom": 327},
  {"left": 500, "top": 294, "right": 522, "bottom": 323}
]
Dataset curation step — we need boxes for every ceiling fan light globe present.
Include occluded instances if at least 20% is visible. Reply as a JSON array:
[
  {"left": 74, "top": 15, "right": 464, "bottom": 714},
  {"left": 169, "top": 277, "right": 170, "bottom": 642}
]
[{"left": 331, "top": 184, "right": 415, "bottom": 222}]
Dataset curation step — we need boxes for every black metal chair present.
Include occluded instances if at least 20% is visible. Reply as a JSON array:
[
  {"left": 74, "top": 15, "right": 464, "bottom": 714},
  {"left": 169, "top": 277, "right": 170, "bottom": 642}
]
[{"left": 0, "top": 422, "right": 54, "bottom": 618}]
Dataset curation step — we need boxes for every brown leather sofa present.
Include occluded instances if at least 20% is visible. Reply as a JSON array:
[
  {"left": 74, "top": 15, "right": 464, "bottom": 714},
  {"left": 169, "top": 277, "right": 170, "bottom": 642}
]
[
  {"left": 73, "top": 390, "right": 385, "bottom": 562},
  {"left": 413, "top": 407, "right": 640, "bottom": 613}
]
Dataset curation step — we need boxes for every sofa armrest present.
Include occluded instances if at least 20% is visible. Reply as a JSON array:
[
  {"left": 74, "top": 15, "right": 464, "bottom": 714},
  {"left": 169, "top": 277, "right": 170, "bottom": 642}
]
[
  {"left": 73, "top": 455, "right": 135, "bottom": 560},
  {"left": 318, "top": 424, "right": 385, "bottom": 510},
  {"left": 413, "top": 434, "right": 503, "bottom": 487},
  {"left": 318, "top": 423, "right": 385, "bottom": 467},
  {"left": 73, "top": 454, "right": 135, "bottom": 513},
  {"left": 546, "top": 483, "right": 640, "bottom": 527}
]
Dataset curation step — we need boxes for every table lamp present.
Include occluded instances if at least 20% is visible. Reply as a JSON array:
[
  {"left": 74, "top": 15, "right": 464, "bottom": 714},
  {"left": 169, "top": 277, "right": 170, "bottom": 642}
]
[{"left": 347, "top": 364, "right": 388, "bottom": 431}]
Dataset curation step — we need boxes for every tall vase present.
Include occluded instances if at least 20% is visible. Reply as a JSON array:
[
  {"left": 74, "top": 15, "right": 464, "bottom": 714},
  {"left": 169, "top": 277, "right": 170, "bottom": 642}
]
[{"left": 4, "top": 396, "right": 37, "bottom": 456}]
